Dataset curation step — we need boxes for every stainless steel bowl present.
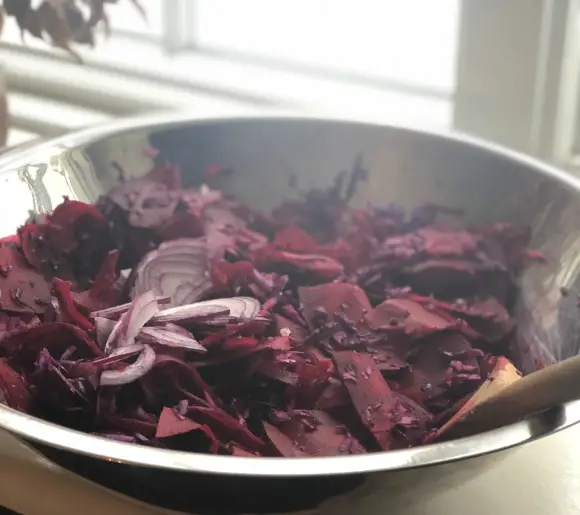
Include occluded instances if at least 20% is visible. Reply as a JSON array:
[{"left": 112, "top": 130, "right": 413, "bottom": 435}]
[{"left": 1, "top": 113, "right": 580, "bottom": 513}]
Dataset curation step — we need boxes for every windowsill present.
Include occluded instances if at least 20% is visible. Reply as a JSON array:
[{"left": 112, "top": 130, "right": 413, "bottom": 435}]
[
  {"left": 98, "top": 37, "right": 453, "bottom": 129},
  {"left": 9, "top": 92, "right": 113, "bottom": 136},
  {"left": 87, "top": 37, "right": 453, "bottom": 128}
]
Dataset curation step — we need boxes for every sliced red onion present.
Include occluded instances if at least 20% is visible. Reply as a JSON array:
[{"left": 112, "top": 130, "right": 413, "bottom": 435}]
[
  {"left": 139, "top": 326, "right": 206, "bottom": 352},
  {"left": 100, "top": 344, "right": 156, "bottom": 386},
  {"left": 90, "top": 295, "right": 170, "bottom": 320},
  {"left": 201, "top": 315, "right": 270, "bottom": 327},
  {"left": 123, "top": 291, "right": 161, "bottom": 346},
  {"left": 194, "top": 317, "right": 231, "bottom": 327},
  {"left": 104, "top": 291, "right": 160, "bottom": 352},
  {"left": 152, "top": 303, "right": 230, "bottom": 324},
  {"left": 108, "top": 343, "right": 146, "bottom": 357},
  {"left": 163, "top": 322, "right": 195, "bottom": 337},
  {"left": 130, "top": 238, "right": 212, "bottom": 308},
  {"left": 92, "top": 343, "right": 145, "bottom": 366},
  {"left": 152, "top": 297, "right": 261, "bottom": 324},
  {"left": 94, "top": 317, "right": 117, "bottom": 347},
  {"left": 207, "top": 297, "right": 261, "bottom": 319},
  {"left": 104, "top": 312, "right": 127, "bottom": 352}
]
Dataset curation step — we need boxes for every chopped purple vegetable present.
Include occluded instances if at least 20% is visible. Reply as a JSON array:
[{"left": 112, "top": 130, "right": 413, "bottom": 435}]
[{"left": 0, "top": 156, "right": 544, "bottom": 456}]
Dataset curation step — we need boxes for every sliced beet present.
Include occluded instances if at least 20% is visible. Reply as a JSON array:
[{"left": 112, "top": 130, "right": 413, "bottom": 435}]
[
  {"left": 366, "top": 298, "right": 457, "bottom": 340},
  {"left": 188, "top": 405, "right": 266, "bottom": 453},
  {"left": 2, "top": 322, "right": 102, "bottom": 365},
  {"left": 0, "top": 358, "right": 31, "bottom": 411},
  {"left": 299, "top": 283, "right": 371, "bottom": 331},
  {"left": 253, "top": 246, "right": 344, "bottom": 283},
  {"left": 0, "top": 244, "right": 52, "bottom": 315},
  {"left": 156, "top": 406, "right": 219, "bottom": 453},
  {"left": 72, "top": 250, "right": 120, "bottom": 313},
  {"left": 274, "top": 410, "right": 365, "bottom": 456},
  {"left": 264, "top": 422, "right": 309, "bottom": 457},
  {"left": 332, "top": 350, "right": 432, "bottom": 450},
  {"left": 394, "top": 332, "right": 480, "bottom": 408}
]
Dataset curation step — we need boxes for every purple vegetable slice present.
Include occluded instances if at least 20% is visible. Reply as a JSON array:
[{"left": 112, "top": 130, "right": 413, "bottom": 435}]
[
  {"left": 396, "top": 332, "right": 480, "bottom": 407},
  {"left": 264, "top": 422, "right": 309, "bottom": 457},
  {"left": 188, "top": 405, "right": 267, "bottom": 453},
  {"left": 0, "top": 244, "right": 52, "bottom": 315},
  {"left": 105, "top": 290, "right": 160, "bottom": 351},
  {"left": 0, "top": 358, "right": 31, "bottom": 411},
  {"left": 130, "top": 238, "right": 212, "bottom": 307},
  {"left": 299, "top": 283, "right": 372, "bottom": 331},
  {"left": 91, "top": 343, "right": 145, "bottom": 366},
  {"left": 101, "top": 344, "right": 156, "bottom": 386},
  {"left": 156, "top": 406, "right": 220, "bottom": 454},
  {"left": 366, "top": 298, "right": 459, "bottom": 340},
  {"left": 90, "top": 295, "right": 170, "bottom": 320},
  {"left": 151, "top": 303, "right": 229, "bottom": 325},
  {"left": 72, "top": 250, "right": 120, "bottom": 313},
  {"left": 332, "top": 350, "right": 432, "bottom": 450},
  {"left": 152, "top": 297, "right": 261, "bottom": 324},
  {"left": 3, "top": 322, "right": 103, "bottom": 364},
  {"left": 162, "top": 322, "right": 195, "bottom": 337},
  {"left": 271, "top": 410, "right": 365, "bottom": 456},
  {"left": 139, "top": 326, "right": 206, "bottom": 352},
  {"left": 94, "top": 316, "right": 116, "bottom": 346}
]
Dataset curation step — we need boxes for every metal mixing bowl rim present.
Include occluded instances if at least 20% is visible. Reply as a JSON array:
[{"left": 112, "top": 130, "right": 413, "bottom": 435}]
[{"left": 1, "top": 111, "right": 579, "bottom": 477}]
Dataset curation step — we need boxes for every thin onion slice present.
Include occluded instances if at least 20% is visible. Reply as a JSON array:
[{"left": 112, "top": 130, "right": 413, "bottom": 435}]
[
  {"left": 94, "top": 317, "right": 117, "bottom": 347},
  {"left": 91, "top": 343, "right": 145, "bottom": 366},
  {"left": 130, "top": 238, "right": 212, "bottom": 308},
  {"left": 104, "top": 291, "right": 160, "bottom": 352},
  {"left": 202, "top": 315, "right": 270, "bottom": 327},
  {"left": 123, "top": 291, "right": 161, "bottom": 345},
  {"left": 90, "top": 295, "right": 171, "bottom": 320},
  {"left": 139, "top": 326, "right": 206, "bottom": 352},
  {"left": 207, "top": 297, "right": 261, "bottom": 319},
  {"left": 152, "top": 297, "right": 261, "bottom": 324},
  {"left": 101, "top": 344, "right": 156, "bottom": 386},
  {"left": 163, "top": 322, "right": 194, "bottom": 337},
  {"left": 152, "top": 303, "right": 229, "bottom": 325},
  {"left": 104, "top": 312, "right": 127, "bottom": 352},
  {"left": 108, "top": 343, "right": 146, "bottom": 357}
]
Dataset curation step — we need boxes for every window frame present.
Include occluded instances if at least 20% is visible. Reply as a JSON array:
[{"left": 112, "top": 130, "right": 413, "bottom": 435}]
[
  {"left": 453, "top": 0, "right": 580, "bottom": 167},
  {"left": 161, "top": 0, "right": 580, "bottom": 167}
]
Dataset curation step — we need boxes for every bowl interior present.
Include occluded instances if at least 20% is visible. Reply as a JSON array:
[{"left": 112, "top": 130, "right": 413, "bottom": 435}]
[
  {"left": 82, "top": 117, "right": 580, "bottom": 371},
  {"left": 1, "top": 115, "right": 580, "bottom": 475}
]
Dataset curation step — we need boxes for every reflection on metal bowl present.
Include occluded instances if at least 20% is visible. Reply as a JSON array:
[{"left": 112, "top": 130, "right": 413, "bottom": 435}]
[{"left": 0, "top": 114, "right": 580, "bottom": 513}]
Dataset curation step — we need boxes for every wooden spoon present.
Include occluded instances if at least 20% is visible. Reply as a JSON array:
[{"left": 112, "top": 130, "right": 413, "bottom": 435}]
[{"left": 438, "top": 353, "right": 580, "bottom": 441}]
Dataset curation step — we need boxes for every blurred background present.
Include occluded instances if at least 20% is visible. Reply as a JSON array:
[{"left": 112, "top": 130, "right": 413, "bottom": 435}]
[{"left": 0, "top": 0, "right": 579, "bottom": 170}]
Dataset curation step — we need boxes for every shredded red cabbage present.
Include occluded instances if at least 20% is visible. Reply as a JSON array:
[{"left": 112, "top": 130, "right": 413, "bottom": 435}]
[{"left": 0, "top": 157, "right": 543, "bottom": 457}]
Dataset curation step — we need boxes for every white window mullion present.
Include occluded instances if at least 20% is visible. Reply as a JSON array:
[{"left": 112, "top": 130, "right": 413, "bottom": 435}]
[
  {"left": 560, "top": 9, "right": 580, "bottom": 167},
  {"left": 163, "top": 0, "right": 197, "bottom": 53}
]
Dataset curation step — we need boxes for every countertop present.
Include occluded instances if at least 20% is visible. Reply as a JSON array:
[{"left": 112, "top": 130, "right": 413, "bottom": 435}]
[{"left": 0, "top": 424, "right": 578, "bottom": 515}]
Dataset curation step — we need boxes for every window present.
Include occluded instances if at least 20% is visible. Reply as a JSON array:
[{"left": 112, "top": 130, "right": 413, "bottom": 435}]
[
  {"left": 196, "top": 0, "right": 460, "bottom": 94},
  {"left": 3, "top": 0, "right": 577, "bottom": 168}
]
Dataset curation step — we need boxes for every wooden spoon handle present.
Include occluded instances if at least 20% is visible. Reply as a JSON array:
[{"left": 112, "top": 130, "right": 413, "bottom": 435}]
[{"left": 448, "top": 353, "right": 580, "bottom": 438}]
